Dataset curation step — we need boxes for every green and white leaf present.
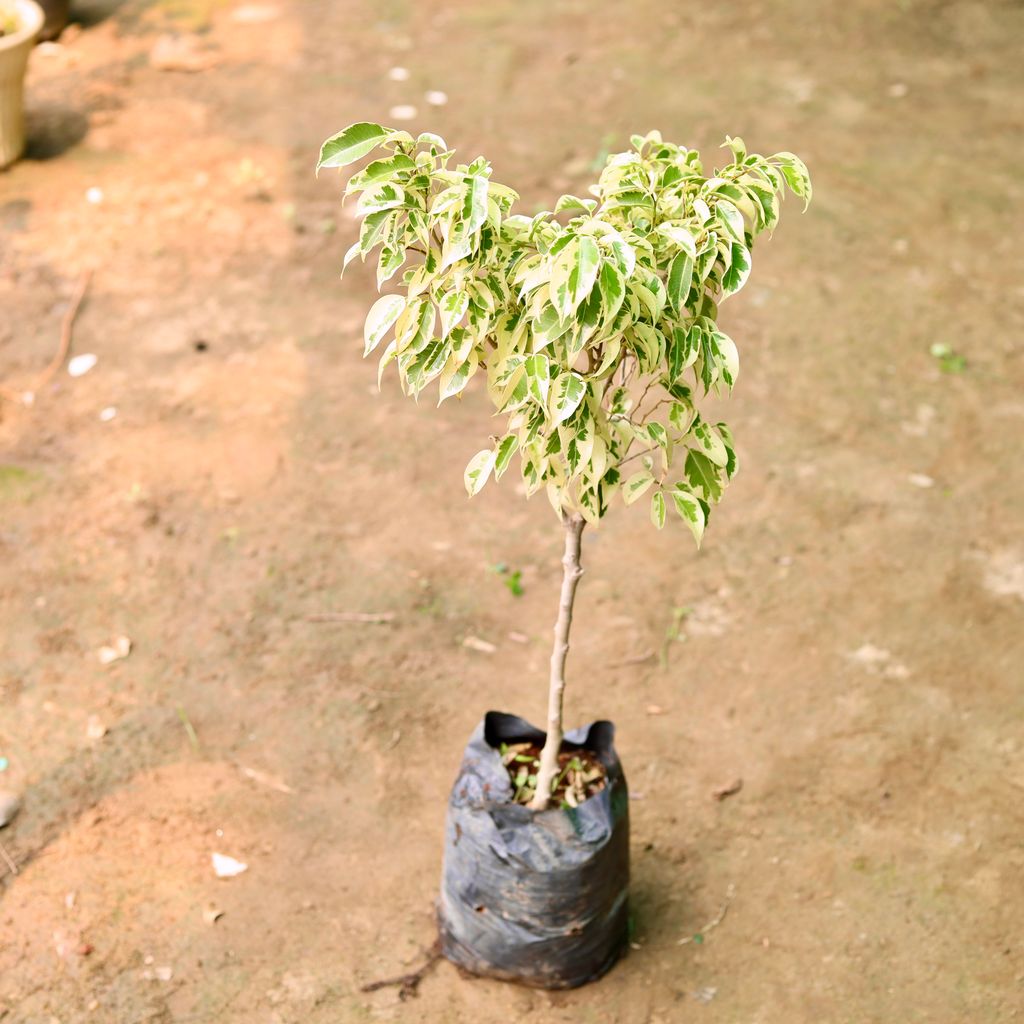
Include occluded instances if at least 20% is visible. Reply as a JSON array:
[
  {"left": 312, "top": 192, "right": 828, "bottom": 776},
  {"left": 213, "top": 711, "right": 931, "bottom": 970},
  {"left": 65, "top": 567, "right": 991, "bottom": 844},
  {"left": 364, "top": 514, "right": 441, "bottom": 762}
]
[
  {"left": 357, "top": 182, "right": 406, "bottom": 215},
  {"left": 494, "top": 434, "right": 519, "bottom": 479},
  {"left": 551, "top": 372, "right": 586, "bottom": 424},
  {"left": 671, "top": 485, "right": 705, "bottom": 546},
  {"left": 622, "top": 470, "right": 655, "bottom": 506},
  {"left": 684, "top": 450, "right": 724, "bottom": 503},
  {"left": 439, "top": 290, "right": 470, "bottom": 339},
  {"left": 721, "top": 242, "right": 751, "bottom": 296},
  {"left": 363, "top": 294, "right": 405, "bottom": 356},
  {"left": 317, "top": 122, "right": 392, "bottom": 172},
  {"left": 650, "top": 490, "right": 666, "bottom": 529},
  {"left": 464, "top": 448, "right": 497, "bottom": 497},
  {"left": 550, "top": 236, "right": 601, "bottom": 320}
]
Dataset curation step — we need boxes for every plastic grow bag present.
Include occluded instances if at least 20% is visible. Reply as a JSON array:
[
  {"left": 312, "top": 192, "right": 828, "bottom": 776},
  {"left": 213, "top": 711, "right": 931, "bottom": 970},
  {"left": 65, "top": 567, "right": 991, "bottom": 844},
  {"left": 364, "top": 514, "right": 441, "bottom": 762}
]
[{"left": 438, "top": 711, "right": 630, "bottom": 989}]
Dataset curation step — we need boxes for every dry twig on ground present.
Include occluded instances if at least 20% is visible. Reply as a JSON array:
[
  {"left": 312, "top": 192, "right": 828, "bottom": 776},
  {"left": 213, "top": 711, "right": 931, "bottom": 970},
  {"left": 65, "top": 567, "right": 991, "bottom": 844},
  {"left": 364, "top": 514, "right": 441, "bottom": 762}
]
[
  {"left": 0, "top": 270, "right": 92, "bottom": 407},
  {"left": 306, "top": 611, "right": 395, "bottom": 624},
  {"left": 678, "top": 883, "right": 735, "bottom": 946},
  {"left": 361, "top": 939, "right": 442, "bottom": 1000}
]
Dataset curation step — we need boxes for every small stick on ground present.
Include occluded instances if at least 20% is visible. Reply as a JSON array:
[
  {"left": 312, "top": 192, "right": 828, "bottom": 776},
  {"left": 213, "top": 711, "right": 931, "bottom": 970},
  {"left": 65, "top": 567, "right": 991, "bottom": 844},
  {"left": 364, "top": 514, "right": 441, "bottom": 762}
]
[
  {"left": 306, "top": 611, "right": 395, "bottom": 624},
  {"left": 0, "top": 270, "right": 92, "bottom": 406},
  {"left": 678, "top": 883, "right": 735, "bottom": 946},
  {"left": 712, "top": 778, "right": 743, "bottom": 801},
  {"left": 611, "top": 649, "right": 656, "bottom": 667},
  {"left": 361, "top": 939, "right": 442, "bottom": 1000},
  {"left": 0, "top": 838, "right": 18, "bottom": 876},
  {"left": 176, "top": 706, "right": 201, "bottom": 754}
]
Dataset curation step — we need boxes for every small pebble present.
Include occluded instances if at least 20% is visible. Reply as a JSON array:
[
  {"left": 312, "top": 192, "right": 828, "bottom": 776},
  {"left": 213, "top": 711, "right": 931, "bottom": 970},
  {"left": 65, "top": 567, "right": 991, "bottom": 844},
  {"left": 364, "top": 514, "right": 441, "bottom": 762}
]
[
  {"left": 202, "top": 905, "right": 224, "bottom": 925},
  {"left": 388, "top": 66, "right": 409, "bottom": 81},
  {"left": 86, "top": 715, "right": 108, "bottom": 741},
  {"left": 99, "top": 406, "right": 117, "bottom": 422},
  {"left": 85, "top": 187, "right": 103, "bottom": 204},
  {"left": 0, "top": 790, "right": 21, "bottom": 828},
  {"left": 97, "top": 635, "right": 131, "bottom": 665},
  {"left": 388, "top": 104, "right": 417, "bottom": 121},
  {"left": 908, "top": 473, "right": 934, "bottom": 488},
  {"left": 212, "top": 852, "right": 248, "bottom": 878},
  {"left": 68, "top": 353, "right": 98, "bottom": 378},
  {"left": 425, "top": 90, "right": 448, "bottom": 106}
]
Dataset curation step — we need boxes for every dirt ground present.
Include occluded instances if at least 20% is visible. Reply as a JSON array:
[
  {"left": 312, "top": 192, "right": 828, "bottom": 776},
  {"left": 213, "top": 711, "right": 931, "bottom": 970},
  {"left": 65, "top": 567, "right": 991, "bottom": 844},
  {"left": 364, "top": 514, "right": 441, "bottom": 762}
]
[{"left": 2, "top": 0, "right": 1023, "bottom": 1021}]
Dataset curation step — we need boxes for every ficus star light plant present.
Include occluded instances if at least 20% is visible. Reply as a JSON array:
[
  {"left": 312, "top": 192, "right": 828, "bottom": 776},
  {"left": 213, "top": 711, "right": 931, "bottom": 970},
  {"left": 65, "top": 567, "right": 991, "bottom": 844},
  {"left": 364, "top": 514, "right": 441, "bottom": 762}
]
[{"left": 317, "top": 122, "right": 810, "bottom": 810}]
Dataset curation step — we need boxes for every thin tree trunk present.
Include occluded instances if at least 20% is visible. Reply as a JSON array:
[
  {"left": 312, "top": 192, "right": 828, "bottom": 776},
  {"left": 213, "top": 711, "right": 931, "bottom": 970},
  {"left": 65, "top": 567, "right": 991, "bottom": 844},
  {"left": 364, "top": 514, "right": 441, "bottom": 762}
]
[{"left": 529, "top": 513, "right": 586, "bottom": 811}]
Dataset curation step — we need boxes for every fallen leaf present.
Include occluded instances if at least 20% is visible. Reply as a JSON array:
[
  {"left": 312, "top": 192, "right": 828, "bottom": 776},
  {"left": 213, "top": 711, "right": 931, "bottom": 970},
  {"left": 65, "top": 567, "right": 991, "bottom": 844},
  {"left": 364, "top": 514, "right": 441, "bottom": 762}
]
[{"left": 212, "top": 852, "right": 248, "bottom": 878}]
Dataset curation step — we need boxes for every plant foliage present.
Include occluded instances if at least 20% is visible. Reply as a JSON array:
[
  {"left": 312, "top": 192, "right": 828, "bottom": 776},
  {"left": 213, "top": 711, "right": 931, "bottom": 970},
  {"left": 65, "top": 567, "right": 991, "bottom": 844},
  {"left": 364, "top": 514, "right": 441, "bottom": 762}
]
[{"left": 318, "top": 124, "right": 810, "bottom": 544}]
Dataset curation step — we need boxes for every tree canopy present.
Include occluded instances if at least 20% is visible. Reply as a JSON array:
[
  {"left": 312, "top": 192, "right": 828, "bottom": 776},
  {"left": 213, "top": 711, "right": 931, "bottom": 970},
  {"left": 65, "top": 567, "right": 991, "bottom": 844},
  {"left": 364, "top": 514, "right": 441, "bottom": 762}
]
[{"left": 318, "top": 124, "right": 810, "bottom": 544}]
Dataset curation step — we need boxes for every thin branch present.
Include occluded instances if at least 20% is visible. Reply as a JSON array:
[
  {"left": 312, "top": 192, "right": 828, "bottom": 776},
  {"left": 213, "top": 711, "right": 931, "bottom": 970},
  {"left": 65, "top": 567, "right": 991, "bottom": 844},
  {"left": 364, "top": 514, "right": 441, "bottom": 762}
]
[
  {"left": 617, "top": 444, "right": 657, "bottom": 471},
  {"left": 634, "top": 374, "right": 662, "bottom": 418}
]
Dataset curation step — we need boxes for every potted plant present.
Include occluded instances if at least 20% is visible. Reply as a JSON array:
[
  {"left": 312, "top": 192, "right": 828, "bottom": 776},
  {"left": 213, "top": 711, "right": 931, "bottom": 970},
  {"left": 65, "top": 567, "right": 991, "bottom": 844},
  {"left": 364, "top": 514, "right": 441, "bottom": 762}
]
[
  {"left": 317, "top": 123, "right": 810, "bottom": 987},
  {"left": 0, "top": 0, "right": 42, "bottom": 169}
]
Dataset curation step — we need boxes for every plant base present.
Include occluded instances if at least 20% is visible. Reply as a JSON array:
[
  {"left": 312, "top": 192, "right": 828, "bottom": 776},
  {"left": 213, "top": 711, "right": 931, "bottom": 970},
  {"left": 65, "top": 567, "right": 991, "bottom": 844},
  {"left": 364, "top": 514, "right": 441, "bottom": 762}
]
[{"left": 438, "top": 712, "right": 630, "bottom": 989}]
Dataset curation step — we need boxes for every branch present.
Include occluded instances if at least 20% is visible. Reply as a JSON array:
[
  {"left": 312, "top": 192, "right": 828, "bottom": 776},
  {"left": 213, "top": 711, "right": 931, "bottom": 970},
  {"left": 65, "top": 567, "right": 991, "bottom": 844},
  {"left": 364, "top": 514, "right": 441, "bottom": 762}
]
[{"left": 616, "top": 444, "right": 657, "bottom": 471}]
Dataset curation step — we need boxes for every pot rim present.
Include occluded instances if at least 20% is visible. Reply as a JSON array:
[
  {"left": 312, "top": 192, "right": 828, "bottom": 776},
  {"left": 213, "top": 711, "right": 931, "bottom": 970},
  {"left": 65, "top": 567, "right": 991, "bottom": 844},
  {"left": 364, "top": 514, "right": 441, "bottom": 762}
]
[{"left": 0, "top": 0, "right": 44, "bottom": 51}]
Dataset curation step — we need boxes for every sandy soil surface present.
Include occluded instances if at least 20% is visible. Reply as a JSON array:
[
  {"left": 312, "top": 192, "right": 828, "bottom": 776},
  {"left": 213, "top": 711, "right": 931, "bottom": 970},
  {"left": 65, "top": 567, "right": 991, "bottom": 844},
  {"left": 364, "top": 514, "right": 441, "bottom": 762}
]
[{"left": 2, "top": 1, "right": 1023, "bottom": 1021}]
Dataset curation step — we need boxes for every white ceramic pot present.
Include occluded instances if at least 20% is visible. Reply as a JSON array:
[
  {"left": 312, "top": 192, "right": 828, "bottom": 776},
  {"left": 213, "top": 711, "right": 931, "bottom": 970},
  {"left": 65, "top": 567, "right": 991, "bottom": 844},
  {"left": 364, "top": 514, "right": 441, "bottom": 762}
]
[{"left": 0, "top": 0, "right": 43, "bottom": 169}]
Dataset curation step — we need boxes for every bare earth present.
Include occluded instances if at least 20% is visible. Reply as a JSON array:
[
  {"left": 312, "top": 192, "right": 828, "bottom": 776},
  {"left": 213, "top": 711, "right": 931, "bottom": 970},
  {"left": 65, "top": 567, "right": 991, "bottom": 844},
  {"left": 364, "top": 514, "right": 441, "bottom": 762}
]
[{"left": 1, "top": 1, "right": 1023, "bottom": 1021}]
